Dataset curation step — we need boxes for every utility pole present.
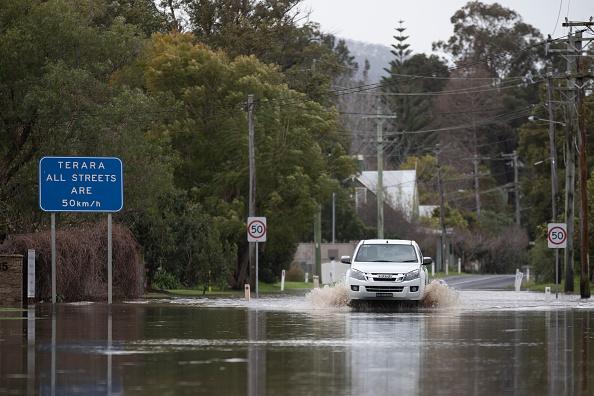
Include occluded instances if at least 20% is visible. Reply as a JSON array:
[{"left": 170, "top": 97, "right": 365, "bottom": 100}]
[
  {"left": 314, "top": 205, "right": 322, "bottom": 277},
  {"left": 247, "top": 94, "right": 256, "bottom": 290},
  {"left": 331, "top": 192, "right": 336, "bottom": 244},
  {"left": 553, "top": 20, "right": 594, "bottom": 296},
  {"left": 376, "top": 110, "right": 384, "bottom": 239},
  {"left": 436, "top": 145, "right": 447, "bottom": 274},
  {"left": 574, "top": 29, "right": 590, "bottom": 298},
  {"left": 473, "top": 154, "right": 481, "bottom": 217},
  {"left": 364, "top": 107, "right": 396, "bottom": 239},
  {"left": 502, "top": 151, "right": 521, "bottom": 225},
  {"left": 564, "top": 31, "right": 577, "bottom": 293},
  {"left": 513, "top": 151, "right": 520, "bottom": 225},
  {"left": 546, "top": 67, "right": 560, "bottom": 286}
]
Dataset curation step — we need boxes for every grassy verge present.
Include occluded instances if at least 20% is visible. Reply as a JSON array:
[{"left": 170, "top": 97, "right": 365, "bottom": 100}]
[
  {"left": 429, "top": 271, "right": 470, "bottom": 280},
  {"left": 524, "top": 277, "right": 594, "bottom": 294},
  {"left": 144, "top": 280, "right": 314, "bottom": 298}
]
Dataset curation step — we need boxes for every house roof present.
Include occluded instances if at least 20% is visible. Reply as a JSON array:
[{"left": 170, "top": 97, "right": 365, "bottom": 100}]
[
  {"left": 419, "top": 205, "right": 438, "bottom": 218},
  {"left": 357, "top": 170, "right": 417, "bottom": 218}
]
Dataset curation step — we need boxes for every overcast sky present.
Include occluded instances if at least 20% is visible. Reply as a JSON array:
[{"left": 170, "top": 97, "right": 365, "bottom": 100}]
[{"left": 299, "top": 0, "right": 594, "bottom": 53}]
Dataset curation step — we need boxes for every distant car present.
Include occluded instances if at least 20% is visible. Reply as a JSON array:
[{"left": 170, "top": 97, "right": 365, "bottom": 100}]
[{"left": 342, "top": 239, "right": 432, "bottom": 301}]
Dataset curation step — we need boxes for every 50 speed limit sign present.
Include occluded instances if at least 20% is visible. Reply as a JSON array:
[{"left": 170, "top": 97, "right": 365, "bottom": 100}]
[
  {"left": 247, "top": 217, "right": 267, "bottom": 242},
  {"left": 547, "top": 223, "right": 567, "bottom": 249}
]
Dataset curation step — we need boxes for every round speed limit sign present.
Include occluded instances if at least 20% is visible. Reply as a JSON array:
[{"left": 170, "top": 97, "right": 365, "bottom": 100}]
[
  {"left": 547, "top": 223, "right": 567, "bottom": 249},
  {"left": 247, "top": 217, "right": 267, "bottom": 242}
]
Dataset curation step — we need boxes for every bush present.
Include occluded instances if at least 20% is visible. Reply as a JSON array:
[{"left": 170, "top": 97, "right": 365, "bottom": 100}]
[
  {"left": 530, "top": 237, "right": 555, "bottom": 282},
  {"left": 131, "top": 191, "right": 237, "bottom": 290},
  {"left": 453, "top": 224, "right": 528, "bottom": 273},
  {"left": 0, "top": 222, "right": 143, "bottom": 301},
  {"left": 285, "top": 263, "right": 305, "bottom": 282},
  {"left": 152, "top": 269, "right": 180, "bottom": 290}
]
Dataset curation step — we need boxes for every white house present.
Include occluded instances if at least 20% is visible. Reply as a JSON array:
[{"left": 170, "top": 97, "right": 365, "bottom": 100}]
[{"left": 355, "top": 170, "right": 419, "bottom": 221}]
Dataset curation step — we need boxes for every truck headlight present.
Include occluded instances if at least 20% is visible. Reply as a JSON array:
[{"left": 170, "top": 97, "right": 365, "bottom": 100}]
[
  {"left": 349, "top": 268, "right": 366, "bottom": 281},
  {"left": 403, "top": 269, "right": 419, "bottom": 281}
]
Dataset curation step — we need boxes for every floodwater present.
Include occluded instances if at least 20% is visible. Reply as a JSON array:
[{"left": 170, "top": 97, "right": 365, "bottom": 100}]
[{"left": 1, "top": 283, "right": 593, "bottom": 395}]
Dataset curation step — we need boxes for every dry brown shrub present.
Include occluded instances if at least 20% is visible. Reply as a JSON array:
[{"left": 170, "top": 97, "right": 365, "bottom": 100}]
[
  {"left": 285, "top": 263, "right": 305, "bottom": 282},
  {"left": 0, "top": 222, "right": 143, "bottom": 301}
]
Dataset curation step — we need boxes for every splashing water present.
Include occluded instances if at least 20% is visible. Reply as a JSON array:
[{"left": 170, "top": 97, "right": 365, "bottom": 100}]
[
  {"left": 305, "top": 283, "right": 351, "bottom": 308},
  {"left": 421, "top": 280, "right": 459, "bottom": 308},
  {"left": 304, "top": 280, "right": 459, "bottom": 310}
]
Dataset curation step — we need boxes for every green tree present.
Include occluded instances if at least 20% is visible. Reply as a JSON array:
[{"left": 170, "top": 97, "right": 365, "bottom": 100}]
[
  {"left": 173, "top": 0, "right": 356, "bottom": 102},
  {"left": 433, "top": 1, "right": 542, "bottom": 79},
  {"left": 132, "top": 190, "right": 237, "bottom": 290},
  {"left": 381, "top": 22, "right": 450, "bottom": 164},
  {"left": 134, "top": 33, "right": 354, "bottom": 285},
  {"left": 0, "top": 0, "right": 173, "bottom": 237}
]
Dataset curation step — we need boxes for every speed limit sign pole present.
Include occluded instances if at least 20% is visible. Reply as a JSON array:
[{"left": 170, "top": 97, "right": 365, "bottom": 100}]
[
  {"left": 247, "top": 217, "right": 267, "bottom": 298},
  {"left": 548, "top": 223, "right": 567, "bottom": 299}
]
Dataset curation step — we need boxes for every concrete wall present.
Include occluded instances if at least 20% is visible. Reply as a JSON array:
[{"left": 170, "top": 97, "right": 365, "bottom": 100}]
[{"left": 293, "top": 242, "right": 357, "bottom": 272}]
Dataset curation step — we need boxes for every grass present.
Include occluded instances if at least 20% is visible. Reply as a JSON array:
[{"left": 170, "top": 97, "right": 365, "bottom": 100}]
[
  {"left": 429, "top": 271, "right": 470, "bottom": 280},
  {"left": 524, "top": 277, "right": 594, "bottom": 294},
  {"left": 144, "top": 280, "right": 314, "bottom": 298},
  {"left": 0, "top": 308, "right": 26, "bottom": 312}
]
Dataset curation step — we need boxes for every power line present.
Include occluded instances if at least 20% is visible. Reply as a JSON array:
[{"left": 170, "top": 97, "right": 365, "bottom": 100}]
[{"left": 552, "top": 0, "right": 564, "bottom": 36}]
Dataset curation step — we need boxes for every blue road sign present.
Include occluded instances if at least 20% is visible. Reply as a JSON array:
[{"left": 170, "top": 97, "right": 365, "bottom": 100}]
[{"left": 39, "top": 156, "right": 123, "bottom": 212}]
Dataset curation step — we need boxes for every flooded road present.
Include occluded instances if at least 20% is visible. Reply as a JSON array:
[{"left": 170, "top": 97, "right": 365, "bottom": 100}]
[{"left": 1, "top": 285, "right": 593, "bottom": 395}]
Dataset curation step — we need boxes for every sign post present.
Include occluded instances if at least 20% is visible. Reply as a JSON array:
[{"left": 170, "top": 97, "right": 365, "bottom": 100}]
[
  {"left": 27, "top": 249, "right": 35, "bottom": 301},
  {"left": 39, "top": 157, "right": 123, "bottom": 304},
  {"left": 247, "top": 217, "right": 267, "bottom": 298},
  {"left": 548, "top": 223, "right": 567, "bottom": 299}
]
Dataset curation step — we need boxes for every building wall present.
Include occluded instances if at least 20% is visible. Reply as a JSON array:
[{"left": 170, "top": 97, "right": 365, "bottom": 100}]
[{"left": 293, "top": 242, "right": 358, "bottom": 270}]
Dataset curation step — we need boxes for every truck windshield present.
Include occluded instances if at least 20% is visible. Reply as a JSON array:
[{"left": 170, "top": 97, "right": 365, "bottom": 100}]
[{"left": 355, "top": 244, "right": 418, "bottom": 263}]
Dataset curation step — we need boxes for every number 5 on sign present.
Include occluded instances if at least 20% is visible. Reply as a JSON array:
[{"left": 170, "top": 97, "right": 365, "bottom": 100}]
[
  {"left": 247, "top": 217, "right": 267, "bottom": 242},
  {"left": 547, "top": 223, "right": 567, "bottom": 249}
]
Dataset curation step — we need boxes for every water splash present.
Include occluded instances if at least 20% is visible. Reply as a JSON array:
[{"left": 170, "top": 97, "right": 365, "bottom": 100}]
[
  {"left": 421, "top": 280, "right": 459, "bottom": 308},
  {"left": 305, "top": 283, "right": 351, "bottom": 308},
  {"left": 304, "top": 280, "right": 460, "bottom": 310}
]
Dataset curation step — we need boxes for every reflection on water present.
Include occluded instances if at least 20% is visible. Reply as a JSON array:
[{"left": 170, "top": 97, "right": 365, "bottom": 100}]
[{"left": 0, "top": 292, "right": 593, "bottom": 395}]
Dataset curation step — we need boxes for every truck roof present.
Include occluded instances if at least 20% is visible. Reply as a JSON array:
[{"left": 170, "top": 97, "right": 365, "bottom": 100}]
[{"left": 360, "top": 239, "right": 414, "bottom": 245}]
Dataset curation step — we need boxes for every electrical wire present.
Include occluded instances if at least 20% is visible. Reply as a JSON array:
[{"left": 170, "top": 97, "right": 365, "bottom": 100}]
[{"left": 552, "top": 0, "right": 564, "bottom": 37}]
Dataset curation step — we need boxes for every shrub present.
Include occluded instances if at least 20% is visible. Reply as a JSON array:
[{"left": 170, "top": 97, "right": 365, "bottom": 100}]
[
  {"left": 530, "top": 237, "right": 555, "bottom": 282},
  {"left": 0, "top": 222, "right": 143, "bottom": 301},
  {"left": 285, "top": 263, "right": 305, "bottom": 282},
  {"left": 152, "top": 269, "right": 180, "bottom": 290}
]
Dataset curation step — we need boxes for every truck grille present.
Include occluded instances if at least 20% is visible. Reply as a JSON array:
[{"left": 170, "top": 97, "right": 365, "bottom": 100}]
[
  {"left": 365, "top": 286, "right": 404, "bottom": 293},
  {"left": 370, "top": 273, "right": 404, "bottom": 282},
  {"left": 371, "top": 277, "right": 396, "bottom": 282}
]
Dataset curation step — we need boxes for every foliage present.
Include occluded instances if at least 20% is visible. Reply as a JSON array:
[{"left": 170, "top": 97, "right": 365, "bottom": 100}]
[
  {"left": 529, "top": 234, "right": 555, "bottom": 283},
  {"left": 381, "top": 22, "right": 450, "bottom": 163},
  {"left": 285, "top": 263, "right": 305, "bottom": 282},
  {"left": 131, "top": 190, "right": 237, "bottom": 289},
  {"left": 412, "top": 2, "right": 547, "bottom": 237},
  {"left": 0, "top": 0, "right": 174, "bottom": 236},
  {"left": 177, "top": 0, "right": 356, "bottom": 102},
  {"left": 320, "top": 188, "right": 372, "bottom": 242},
  {"left": 433, "top": 1, "right": 543, "bottom": 79},
  {"left": 152, "top": 269, "right": 182, "bottom": 290},
  {"left": 0, "top": 222, "right": 143, "bottom": 301},
  {"left": 453, "top": 223, "right": 528, "bottom": 273},
  {"left": 128, "top": 33, "right": 354, "bottom": 285}
]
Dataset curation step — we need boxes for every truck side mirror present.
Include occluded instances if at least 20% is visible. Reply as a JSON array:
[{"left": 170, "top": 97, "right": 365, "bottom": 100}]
[
  {"left": 422, "top": 257, "right": 433, "bottom": 265},
  {"left": 340, "top": 256, "right": 351, "bottom": 264}
]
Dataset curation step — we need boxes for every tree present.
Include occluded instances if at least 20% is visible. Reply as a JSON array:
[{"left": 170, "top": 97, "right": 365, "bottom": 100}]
[
  {"left": 433, "top": 1, "right": 543, "bottom": 79},
  {"left": 430, "top": 2, "right": 545, "bottom": 223},
  {"left": 177, "top": 0, "right": 356, "bottom": 102},
  {"left": 381, "top": 21, "right": 450, "bottom": 165},
  {"left": 0, "top": 0, "right": 173, "bottom": 237},
  {"left": 134, "top": 33, "right": 355, "bottom": 285}
]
